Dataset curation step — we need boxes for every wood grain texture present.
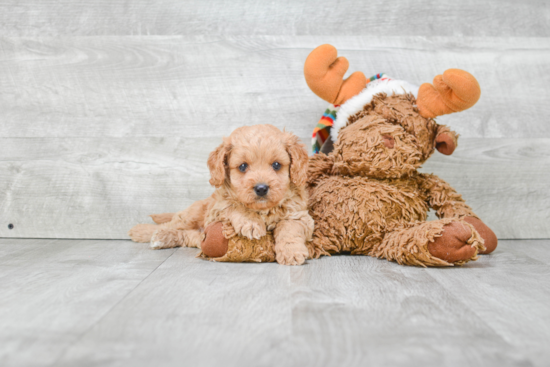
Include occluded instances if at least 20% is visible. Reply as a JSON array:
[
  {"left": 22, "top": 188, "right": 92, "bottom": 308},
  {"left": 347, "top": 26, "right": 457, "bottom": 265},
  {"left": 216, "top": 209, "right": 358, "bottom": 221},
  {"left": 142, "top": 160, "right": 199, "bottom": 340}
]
[
  {"left": 0, "top": 238, "right": 176, "bottom": 367},
  {"left": 0, "top": 0, "right": 548, "bottom": 37},
  {"left": 427, "top": 244, "right": 550, "bottom": 366},
  {"left": 0, "top": 137, "right": 218, "bottom": 239},
  {"left": 420, "top": 138, "right": 550, "bottom": 239},
  {"left": 1, "top": 36, "right": 549, "bottom": 139},
  {"left": 0, "top": 238, "right": 548, "bottom": 367},
  {"left": 1, "top": 137, "right": 548, "bottom": 239},
  {"left": 1, "top": 4, "right": 549, "bottom": 240}
]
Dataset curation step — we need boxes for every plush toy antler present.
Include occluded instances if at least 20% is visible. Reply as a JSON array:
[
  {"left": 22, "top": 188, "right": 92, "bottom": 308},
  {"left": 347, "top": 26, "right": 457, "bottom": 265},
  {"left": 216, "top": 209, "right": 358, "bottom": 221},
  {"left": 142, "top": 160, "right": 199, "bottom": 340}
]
[
  {"left": 304, "top": 44, "right": 481, "bottom": 117},
  {"left": 417, "top": 70, "right": 481, "bottom": 155},
  {"left": 416, "top": 69, "right": 481, "bottom": 118},
  {"left": 305, "top": 44, "right": 481, "bottom": 156},
  {"left": 304, "top": 44, "right": 367, "bottom": 105}
]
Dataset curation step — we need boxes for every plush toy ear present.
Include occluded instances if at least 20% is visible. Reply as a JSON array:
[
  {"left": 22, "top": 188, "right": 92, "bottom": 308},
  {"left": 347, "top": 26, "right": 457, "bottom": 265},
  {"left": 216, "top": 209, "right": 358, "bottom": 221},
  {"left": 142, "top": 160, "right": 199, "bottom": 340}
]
[
  {"left": 435, "top": 129, "right": 458, "bottom": 155},
  {"left": 207, "top": 139, "right": 231, "bottom": 188},
  {"left": 304, "top": 44, "right": 367, "bottom": 105},
  {"left": 284, "top": 133, "right": 309, "bottom": 187},
  {"left": 417, "top": 69, "right": 481, "bottom": 118}
]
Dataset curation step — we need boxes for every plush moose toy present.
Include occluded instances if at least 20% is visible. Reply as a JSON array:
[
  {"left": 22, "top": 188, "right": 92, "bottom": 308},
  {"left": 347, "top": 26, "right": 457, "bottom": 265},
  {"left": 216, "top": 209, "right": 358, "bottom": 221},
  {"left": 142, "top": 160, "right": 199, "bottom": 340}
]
[
  {"left": 138, "top": 44, "right": 497, "bottom": 267},
  {"left": 305, "top": 44, "right": 497, "bottom": 266}
]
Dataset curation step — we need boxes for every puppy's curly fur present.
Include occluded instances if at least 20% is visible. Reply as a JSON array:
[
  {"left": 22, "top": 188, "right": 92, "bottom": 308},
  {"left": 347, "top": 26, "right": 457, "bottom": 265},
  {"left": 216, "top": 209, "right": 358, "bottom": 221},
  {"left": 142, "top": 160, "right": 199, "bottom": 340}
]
[{"left": 129, "top": 124, "right": 314, "bottom": 266}]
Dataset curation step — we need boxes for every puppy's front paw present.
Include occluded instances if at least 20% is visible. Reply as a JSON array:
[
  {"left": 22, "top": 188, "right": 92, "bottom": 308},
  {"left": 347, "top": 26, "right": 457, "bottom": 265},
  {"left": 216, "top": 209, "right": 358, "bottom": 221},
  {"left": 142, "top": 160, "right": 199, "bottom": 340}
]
[
  {"left": 275, "top": 242, "right": 309, "bottom": 266},
  {"left": 238, "top": 221, "right": 266, "bottom": 240}
]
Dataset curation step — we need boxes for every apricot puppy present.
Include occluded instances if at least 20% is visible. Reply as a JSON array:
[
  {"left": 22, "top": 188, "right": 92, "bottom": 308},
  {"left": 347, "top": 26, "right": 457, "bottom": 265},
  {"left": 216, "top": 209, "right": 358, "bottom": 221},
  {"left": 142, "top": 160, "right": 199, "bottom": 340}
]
[{"left": 129, "top": 124, "right": 314, "bottom": 266}]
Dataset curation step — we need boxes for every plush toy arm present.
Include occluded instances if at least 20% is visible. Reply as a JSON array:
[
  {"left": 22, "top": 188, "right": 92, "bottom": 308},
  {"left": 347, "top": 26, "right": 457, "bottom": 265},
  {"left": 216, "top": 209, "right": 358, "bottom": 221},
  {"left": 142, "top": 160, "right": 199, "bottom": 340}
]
[
  {"left": 419, "top": 173, "right": 477, "bottom": 219},
  {"left": 307, "top": 153, "right": 335, "bottom": 187},
  {"left": 273, "top": 211, "right": 314, "bottom": 266}
]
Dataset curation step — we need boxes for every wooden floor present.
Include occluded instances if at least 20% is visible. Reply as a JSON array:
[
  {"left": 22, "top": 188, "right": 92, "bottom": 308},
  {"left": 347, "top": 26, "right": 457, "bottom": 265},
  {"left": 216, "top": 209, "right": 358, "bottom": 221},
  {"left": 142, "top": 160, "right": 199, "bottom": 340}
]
[{"left": 0, "top": 239, "right": 548, "bottom": 367}]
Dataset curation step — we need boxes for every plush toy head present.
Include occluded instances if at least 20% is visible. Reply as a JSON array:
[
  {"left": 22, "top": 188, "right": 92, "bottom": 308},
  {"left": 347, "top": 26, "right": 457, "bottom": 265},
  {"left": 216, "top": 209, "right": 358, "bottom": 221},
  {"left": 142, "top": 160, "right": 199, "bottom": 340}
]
[
  {"left": 305, "top": 44, "right": 481, "bottom": 179},
  {"left": 331, "top": 93, "right": 459, "bottom": 179}
]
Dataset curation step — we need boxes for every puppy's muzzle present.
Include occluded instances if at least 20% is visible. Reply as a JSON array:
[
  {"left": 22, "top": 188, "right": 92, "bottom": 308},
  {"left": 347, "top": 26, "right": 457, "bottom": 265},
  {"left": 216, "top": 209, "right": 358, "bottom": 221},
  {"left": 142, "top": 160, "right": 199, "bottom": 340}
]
[{"left": 254, "top": 184, "right": 269, "bottom": 197}]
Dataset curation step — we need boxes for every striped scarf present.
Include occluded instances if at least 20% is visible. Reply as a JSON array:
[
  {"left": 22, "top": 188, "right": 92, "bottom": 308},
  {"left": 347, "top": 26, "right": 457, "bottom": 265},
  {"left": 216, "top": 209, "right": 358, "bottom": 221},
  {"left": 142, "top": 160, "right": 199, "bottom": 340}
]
[{"left": 311, "top": 73, "right": 390, "bottom": 154}]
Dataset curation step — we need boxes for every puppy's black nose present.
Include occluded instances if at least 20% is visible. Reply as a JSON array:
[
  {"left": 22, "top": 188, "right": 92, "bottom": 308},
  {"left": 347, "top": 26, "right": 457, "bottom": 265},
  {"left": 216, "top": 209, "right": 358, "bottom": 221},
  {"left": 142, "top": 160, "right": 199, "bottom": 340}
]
[{"left": 254, "top": 184, "right": 269, "bottom": 197}]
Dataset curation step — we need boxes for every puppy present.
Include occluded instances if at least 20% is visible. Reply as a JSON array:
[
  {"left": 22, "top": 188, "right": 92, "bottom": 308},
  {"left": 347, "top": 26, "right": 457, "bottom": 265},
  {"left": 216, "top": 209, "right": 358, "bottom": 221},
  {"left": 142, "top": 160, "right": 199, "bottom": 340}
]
[{"left": 128, "top": 124, "right": 314, "bottom": 266}]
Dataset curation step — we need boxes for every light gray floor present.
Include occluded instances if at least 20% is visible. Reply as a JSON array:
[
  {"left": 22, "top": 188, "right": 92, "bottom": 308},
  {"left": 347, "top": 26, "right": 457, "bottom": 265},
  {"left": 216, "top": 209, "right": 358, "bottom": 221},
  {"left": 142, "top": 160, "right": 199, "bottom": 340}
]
[{"left": 0, "top": 239, "right": 549, "bottom": 367}]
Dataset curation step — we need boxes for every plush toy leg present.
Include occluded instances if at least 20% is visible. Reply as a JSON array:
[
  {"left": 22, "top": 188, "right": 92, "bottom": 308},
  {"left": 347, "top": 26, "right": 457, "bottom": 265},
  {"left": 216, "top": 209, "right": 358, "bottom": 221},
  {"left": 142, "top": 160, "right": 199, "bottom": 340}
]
[
  {"left": 370, "top": 219, "right": 484, "bottom": 267},
  {"left": 150, "top": 228, "right": 203, "bottom": 250},
  {"left": 199, "top": 222, "right": 276, "bottom": 263}
]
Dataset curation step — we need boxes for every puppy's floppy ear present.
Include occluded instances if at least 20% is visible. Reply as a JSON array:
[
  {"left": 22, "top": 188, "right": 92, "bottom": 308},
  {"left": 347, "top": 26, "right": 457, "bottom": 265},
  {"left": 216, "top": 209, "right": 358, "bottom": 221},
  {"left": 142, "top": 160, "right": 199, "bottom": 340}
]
[
  {"left": 207, "top": 138, "right": 231, "bottom": 188},
  {"left": 284, "top": 132, "right": 309, "bottom": 187}
]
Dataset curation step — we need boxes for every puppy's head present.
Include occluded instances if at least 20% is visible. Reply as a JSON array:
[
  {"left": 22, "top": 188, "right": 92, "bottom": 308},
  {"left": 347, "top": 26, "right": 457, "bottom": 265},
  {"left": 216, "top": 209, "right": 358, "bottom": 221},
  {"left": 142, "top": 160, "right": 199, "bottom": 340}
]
[{"left": 207, "top": 124, "right": 308, "bottom": 210}]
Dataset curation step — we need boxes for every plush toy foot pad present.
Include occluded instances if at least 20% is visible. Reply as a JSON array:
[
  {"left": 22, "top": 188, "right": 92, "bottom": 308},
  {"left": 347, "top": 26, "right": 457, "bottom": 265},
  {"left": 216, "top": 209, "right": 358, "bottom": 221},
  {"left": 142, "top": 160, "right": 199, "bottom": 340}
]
[
  {"left": 428, "top": 221, "right": 478, "bottom": 263},
  {"left": 463, "top": 216, "right": 498, "bottom": 254},
  {"left": 201, "top": 222, "right": 229, "bottom": 258}
]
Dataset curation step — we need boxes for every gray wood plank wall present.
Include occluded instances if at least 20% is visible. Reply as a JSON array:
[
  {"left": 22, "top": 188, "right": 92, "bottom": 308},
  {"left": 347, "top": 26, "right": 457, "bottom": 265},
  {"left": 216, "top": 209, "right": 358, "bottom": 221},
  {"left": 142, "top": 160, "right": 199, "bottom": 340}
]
[{"left": 1, "top": 1, "right": 549, "bottom": 239}]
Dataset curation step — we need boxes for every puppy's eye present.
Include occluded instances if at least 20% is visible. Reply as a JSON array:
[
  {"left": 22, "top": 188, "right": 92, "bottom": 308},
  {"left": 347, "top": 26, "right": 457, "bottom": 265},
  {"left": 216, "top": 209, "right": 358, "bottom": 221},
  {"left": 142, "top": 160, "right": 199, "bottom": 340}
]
[
  {"left": 272, "top": 162, "right": 281, "bottom": 171},
  {"left": 238, "top": 163, "right": 248, "bottom": 172}
]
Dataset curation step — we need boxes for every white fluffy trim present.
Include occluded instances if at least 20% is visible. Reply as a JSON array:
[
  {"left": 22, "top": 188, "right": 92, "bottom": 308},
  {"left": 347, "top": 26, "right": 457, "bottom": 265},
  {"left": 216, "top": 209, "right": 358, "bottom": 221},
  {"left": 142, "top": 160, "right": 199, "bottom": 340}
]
[{"left": 331, "top": 79, "right": 419, "bottom": 142}]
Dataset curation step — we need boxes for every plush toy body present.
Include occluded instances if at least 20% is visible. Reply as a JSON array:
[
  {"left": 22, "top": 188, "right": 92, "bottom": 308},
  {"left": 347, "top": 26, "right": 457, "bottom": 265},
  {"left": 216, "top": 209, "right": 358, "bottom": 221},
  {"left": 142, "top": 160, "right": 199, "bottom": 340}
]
[{"left": 304, "top": 45, "right": 497, "bottom": 267}]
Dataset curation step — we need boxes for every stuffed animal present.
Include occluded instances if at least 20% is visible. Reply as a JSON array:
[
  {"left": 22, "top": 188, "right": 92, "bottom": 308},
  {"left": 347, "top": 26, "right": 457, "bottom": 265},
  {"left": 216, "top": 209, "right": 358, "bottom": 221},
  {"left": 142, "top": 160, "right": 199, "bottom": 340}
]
[{"left": 304, "top": 44, "right": 497, "bottom": 267}]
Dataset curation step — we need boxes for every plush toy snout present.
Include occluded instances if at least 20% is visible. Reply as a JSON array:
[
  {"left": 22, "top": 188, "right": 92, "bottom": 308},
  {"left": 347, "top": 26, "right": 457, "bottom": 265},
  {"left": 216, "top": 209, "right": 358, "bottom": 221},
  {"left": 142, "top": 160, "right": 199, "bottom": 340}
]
[{"left": 435, "top": 132, "right": 456, "bottom": 155}]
